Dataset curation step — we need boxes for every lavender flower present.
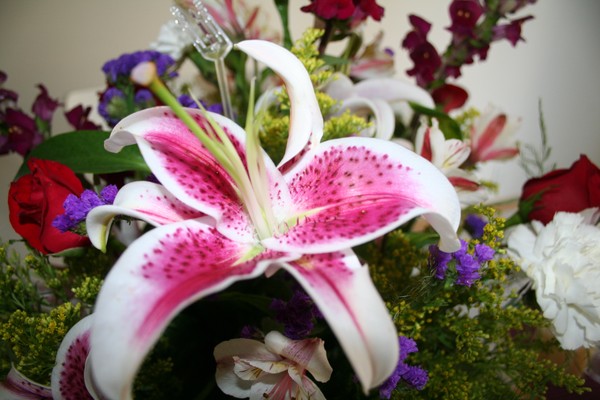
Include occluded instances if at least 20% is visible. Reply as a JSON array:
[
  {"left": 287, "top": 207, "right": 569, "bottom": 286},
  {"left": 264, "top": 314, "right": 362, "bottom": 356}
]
[
  {"left": 429, "top": 240, "right": 495, "bottom": 287},
  {"left": 53, "top": 185, "right": 118, "bottom": 233},
  {"left": 270, "top": 288, "right": 323, "bottom": 339},
  {"left": 379, "top": 336, "right": 428, "bottom": 398},
  {"left": 102, "top": 50, "right": 176, "bottom": 84},
  {"left": 464, "top": 213, "right": 487, "bottom": 238}
]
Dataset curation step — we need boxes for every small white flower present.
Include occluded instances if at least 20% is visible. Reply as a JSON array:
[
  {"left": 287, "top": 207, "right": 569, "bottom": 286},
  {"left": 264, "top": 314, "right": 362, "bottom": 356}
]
[
  {"left": 507, "top": 209, "right": 600, "bottom": 349},
  {"left": 214, "top": 331, "right": 333, "bottom": 400}
]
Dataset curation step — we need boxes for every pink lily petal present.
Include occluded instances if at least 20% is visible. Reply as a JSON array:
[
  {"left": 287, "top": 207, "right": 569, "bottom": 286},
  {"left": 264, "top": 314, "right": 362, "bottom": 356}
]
[
  {"left": 51, "top": 315, "right": 95, "bottom": 400},
  {"left": 266, "top": 137, "right": 461, "bottom": 253},
  {"left": 236, "top": 40, "right": 324, "bottom": 166},
  {"left": 89, "top": 219, "right": 296, "bottom": 399},
  {"left": 86, "top": 181, "right": 205, "bottom": 250},
  {"left": 105, "top": 107, "right": 294, "bottom": 244},
  {"left": 106, "top": 107, "right": 256, "bottom": 243},
  {"left": 277, "top": 249, "right": 399, "bottom": 392},
  {"left": 0, "top": 367, "right": 52, "bottom": 400}
]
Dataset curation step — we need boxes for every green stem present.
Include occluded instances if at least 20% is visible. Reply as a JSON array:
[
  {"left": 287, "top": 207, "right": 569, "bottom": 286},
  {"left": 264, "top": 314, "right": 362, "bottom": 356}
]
[{"left": 274, "top": 0, "right": 293, "bottom": 49}]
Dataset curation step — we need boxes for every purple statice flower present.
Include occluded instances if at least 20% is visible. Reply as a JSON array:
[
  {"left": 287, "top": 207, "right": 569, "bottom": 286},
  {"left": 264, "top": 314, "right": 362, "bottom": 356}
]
[
  {"left": 102, "top": 50, "right": 176, "bottom": 84},
  {"left": 379, "top": 336, "right": 428, "bottom": 398},
  {"left": 53, "top": 185, "right": 118, "bottom": 233},
  {"left": 429, "top": 244, "right": 453, "bottom": 279},
  {"left": 464, "top": 213, "right": 487, "bottom": 238},
  {"left": 98, "top": 87, "right": 125, "bottom": 127},
  {"left": 270, "top": 288, "right": 323, "bottom": 339},
  {"left": 177, "top": 94, "right": 198, "bottom": 109},
  {"left": 454, "top": 249, "right": 481, "bottom": 287},
  {"left": 430, "top": 240, "right": 495, "bottom": 287},
  {"left": 134, "top": 89, "right": 154, "bottom": 105}
]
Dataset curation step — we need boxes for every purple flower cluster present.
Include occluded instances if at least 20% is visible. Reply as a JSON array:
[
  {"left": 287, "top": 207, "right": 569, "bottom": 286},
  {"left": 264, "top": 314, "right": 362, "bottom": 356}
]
[
  {"left": 429, "top": 240, "right": 495, "bottom": 287},
  {"left": 270, "top": 288, "right": 323, "bottom": 339},
  {"left": 464, "top": 213, "right": 487, "bottom": 239},
  {"left": 53, "top": 185, "right": 118, "bottom": 233},
  {"left": 1, "top": 71, "right": 58, "bottom": 156},
  {"left": 102, "top": 50, "right": 176, "bottom": 84},
  {"left": 99, "top": 51, "right": 177, "bottom": 127},
  {"left": 401, "top": 0, "right": 536, "bottom": 90},
  {"left": 379, "top": 336, "right": 428, "bottom": 398}
]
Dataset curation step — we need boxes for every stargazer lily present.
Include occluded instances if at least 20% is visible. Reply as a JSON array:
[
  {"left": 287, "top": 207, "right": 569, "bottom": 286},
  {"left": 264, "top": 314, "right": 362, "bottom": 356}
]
[{"left": 85, "top": 40, "right": 461, "bottom": 400}]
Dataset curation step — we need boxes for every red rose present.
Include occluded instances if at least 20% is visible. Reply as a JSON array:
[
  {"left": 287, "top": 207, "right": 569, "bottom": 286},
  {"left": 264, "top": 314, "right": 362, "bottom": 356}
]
[
  {"left": 8, "top": 158, "right": 90, "bottom": 254},
  {"left": 520, "top": 155, "right": 600, "bottom": 224}
]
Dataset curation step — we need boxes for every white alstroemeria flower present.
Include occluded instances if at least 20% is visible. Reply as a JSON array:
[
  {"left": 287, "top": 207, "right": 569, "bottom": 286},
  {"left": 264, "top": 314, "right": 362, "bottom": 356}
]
[
  {"left": 214, "top": 331, "right": 332, "bottom": 400},
  {"left": 507, "top": 209, "right": 600, "bottom": 350},
  {"left": 325, "top": 73, "right": 435, "bottom": 140},
  {"left": 85, "top": 40, "right": 461, "bottom": 399},
  {"left": 468, "top": 105, "right": 520, "bottom": 164},
  {"left": 415, "top": 120, "right": 488, "bottom": 206}
]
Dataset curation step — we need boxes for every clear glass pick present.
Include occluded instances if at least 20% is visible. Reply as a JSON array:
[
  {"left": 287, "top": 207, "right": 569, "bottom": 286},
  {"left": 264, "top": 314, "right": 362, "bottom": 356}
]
[{"left": 171, "top": 0, "right": 234, "bottom": 119}]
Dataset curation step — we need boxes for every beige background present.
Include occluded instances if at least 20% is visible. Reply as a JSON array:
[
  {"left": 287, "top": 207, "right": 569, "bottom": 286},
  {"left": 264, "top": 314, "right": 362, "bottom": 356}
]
[{"left": 1, "top": 0, "right": 599, "bottom": 241}]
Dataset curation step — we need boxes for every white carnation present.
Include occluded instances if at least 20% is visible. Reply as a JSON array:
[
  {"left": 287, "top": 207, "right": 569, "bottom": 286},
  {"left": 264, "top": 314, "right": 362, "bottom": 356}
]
[{"left": 507, "top": 210, "right": 600, "bottom": 349}]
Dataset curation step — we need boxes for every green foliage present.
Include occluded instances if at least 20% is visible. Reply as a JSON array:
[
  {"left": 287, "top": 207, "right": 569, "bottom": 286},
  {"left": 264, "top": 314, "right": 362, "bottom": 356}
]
[
  {"left": 361, "top": 207, "right": 587, "bottom": 399},
  {"left": 15, "top": 130, "right": 150, "bottom": 179},
  {"left": 0, "top": 240, "right": 121, "bottom": 383}
]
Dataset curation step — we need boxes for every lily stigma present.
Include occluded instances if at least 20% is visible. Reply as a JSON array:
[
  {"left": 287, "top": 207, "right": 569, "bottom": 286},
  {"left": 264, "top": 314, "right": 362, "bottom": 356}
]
[{"left": 84, "top": 40, "right": 461, "bottom": 399}]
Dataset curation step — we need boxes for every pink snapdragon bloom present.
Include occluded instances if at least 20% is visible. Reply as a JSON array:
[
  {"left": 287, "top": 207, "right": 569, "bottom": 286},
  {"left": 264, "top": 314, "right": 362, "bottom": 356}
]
[
  {"left": 214, "top": 331, "right": 332, "bottom": 399},
  {"left": 85, "top": 40, "right": 461, "bottom": 399},
  {"left": 468, "top": 105, "right": 520, "bottom": 164}
]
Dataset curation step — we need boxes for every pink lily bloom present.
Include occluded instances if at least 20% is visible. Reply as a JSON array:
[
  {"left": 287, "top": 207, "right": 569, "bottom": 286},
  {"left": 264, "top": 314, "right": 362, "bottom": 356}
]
[
  {"left": 85, "top": 40, "right": 461, "bottom": 399},
  {"left": 468, "top": 105, "right": 520, "bottom": 164},
  {"left": 214, "top": 330, "right": 332, "bottom": 399}
]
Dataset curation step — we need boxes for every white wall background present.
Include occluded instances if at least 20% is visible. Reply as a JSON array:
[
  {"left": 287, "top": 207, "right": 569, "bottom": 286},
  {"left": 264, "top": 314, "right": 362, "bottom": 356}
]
[{"left": 1, "top": 0, "right": 599, "bottom": 240}]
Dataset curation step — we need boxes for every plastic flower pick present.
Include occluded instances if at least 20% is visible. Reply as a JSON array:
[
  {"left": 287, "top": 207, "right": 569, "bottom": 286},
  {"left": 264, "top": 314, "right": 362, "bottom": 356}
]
[{"left": 85, "top": 40, "right": 461, "bottom": 399}]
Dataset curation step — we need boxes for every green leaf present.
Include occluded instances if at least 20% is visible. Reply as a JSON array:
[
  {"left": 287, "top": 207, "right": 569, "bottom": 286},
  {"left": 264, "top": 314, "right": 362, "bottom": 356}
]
[
  {"left": 15, "top": 130, "right": 149, "bottom": 178},
  {"left": 409, "top": 102, "right": 463, "bottom": 140}
]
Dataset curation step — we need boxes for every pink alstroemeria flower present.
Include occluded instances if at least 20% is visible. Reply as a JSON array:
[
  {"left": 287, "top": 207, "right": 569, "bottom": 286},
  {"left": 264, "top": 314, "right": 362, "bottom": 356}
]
[
  {"left": 85, "top": 40, "right": 461, "bottom": 399},
  {"left": 468, "top": 105, "right": 520, "bottom": 164},
  {"left": 214, "top": 330, "right": 332, "bottom": 399},
  {"left": 415, "top": 119, "right": 487, "bottom": 206}
]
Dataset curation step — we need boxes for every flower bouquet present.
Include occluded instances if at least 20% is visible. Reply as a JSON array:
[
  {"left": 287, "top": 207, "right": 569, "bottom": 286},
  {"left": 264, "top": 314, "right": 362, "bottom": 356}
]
[{"left": 1, "top": 1, "right": 599, "bottom": 399}]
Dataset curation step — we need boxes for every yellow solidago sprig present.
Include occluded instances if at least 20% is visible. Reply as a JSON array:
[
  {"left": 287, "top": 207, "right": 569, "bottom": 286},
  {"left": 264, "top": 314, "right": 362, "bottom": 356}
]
[
  {"left": 0, "top": 302, "right": 82, "bottom": 385},
  {"left": 365, "top": 207, "right": 587, "bottom": 398}
]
